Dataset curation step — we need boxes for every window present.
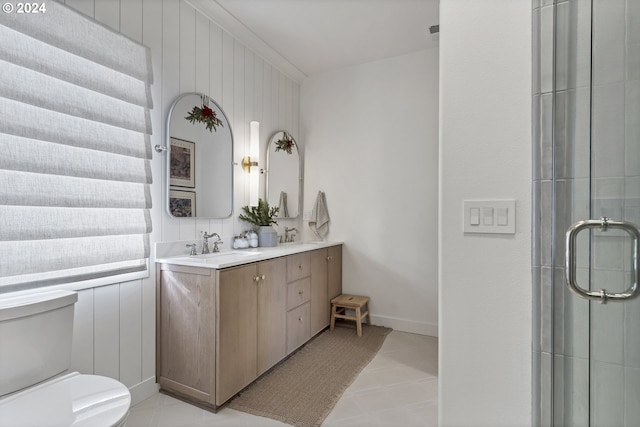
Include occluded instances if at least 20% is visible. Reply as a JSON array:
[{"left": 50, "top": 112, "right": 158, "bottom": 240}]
[{"left": 0, "top": 2, "right": 153, "bottom": 291}]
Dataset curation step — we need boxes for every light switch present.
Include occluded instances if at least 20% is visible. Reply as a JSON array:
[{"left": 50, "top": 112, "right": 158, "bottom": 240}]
[
  {"left": 483, "top": 207, "right": 494, "bottom": 225},
  {"left": 463, "top": 200, "right": 515, "bottom": 234},
  {"left": 470, "top": 208, "right": 480, "bottom": 225},
  {"left": 497, "top": 207, "right": 508, "bottom": 226}
]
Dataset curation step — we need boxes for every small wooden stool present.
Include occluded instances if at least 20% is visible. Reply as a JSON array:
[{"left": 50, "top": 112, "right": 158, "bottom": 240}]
[{"left": 330, "top": 294, "right": 371, "bottom": 337}]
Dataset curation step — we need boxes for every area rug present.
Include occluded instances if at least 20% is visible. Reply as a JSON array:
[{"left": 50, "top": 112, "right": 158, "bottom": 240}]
[{"left": 227, "top": 324, "right": 392, "bottom": 427}]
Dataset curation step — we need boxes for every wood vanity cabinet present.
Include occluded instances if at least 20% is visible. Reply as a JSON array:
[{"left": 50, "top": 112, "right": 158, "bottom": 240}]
[{"left": 156, "top": 245, "right": 342, "bottom": 410}]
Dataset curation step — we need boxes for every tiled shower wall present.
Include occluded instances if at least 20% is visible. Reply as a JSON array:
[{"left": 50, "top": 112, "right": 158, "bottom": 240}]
[
  {"left": 532, "top": 1, "right": 557, "bottom": 421},
  {"left": 533, "top": 0, "right": 640, "bottom": 425},
  {"left": 533, "top": 1, "right": 591, "bottom": 424},
  {"left": 587, "top": 0, "right": 640, "bottom": 425}
]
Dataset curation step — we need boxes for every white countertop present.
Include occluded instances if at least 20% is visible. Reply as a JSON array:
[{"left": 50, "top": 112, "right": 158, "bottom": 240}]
[{"left": 155, "top": 241, "right": 341, "bottom": 269}]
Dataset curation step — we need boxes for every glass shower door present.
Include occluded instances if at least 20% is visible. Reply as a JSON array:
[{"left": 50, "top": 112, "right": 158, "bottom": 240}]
[
  {"left": 556, "top": 0, "right": 640, "bottom": 425},
  {"left": 585, "top": 0, "right": 640, "bottom": 424}
]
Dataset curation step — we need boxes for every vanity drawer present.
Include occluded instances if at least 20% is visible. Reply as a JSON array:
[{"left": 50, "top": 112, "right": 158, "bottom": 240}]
[
  {"left": 287, "top": 252, "right": 310, "bottom": 282},
  {"left": 287, "top": 277, "right": 311, "bottom": 311},
  {"left": 286, "top": 302, "right": 310, "bottom": 354}
]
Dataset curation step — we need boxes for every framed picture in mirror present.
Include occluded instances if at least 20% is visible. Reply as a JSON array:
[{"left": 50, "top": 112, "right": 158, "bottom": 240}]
[
  {"left": 169, "top": 190, "right": 196, "bottom": 217},
  {"left": 170, "top": 137, "right": 195, "bottom": 187}
]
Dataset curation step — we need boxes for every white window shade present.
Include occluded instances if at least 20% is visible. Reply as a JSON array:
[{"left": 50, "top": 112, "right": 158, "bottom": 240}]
[{"left": 0, "top": 1, "right": 153, "bottom": 290}]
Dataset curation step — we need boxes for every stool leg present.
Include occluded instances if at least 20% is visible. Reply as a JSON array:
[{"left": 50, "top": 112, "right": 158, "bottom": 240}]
[
  {"left": 330, "top": 304, "right": 337, "bottom": 331},
  {"left": 365, "top": 302, "right": 371, "bottom": 325},
  {"left": 355, "top": 306, "right": 362, "bottom": 337}
]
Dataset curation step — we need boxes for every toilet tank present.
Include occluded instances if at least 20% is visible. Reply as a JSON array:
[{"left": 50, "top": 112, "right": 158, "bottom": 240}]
[{"left": 0, "top": 290, "right": 78, "bottom": 397}]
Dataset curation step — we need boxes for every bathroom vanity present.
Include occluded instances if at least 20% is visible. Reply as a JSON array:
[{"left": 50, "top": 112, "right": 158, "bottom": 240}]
[{"left": 155, "top": 242, "right": 342, "bottom": 410}]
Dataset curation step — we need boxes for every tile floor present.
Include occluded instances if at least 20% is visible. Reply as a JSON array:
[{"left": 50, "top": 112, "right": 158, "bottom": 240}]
[{"left": 127, "top": 330, "right": 438, "bottom": 427}]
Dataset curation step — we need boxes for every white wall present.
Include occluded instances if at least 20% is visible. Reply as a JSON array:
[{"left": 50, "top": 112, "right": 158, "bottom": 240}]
[
  {"left": 61, "top": 0, "right": 300, "bottom": 405},
  {"left": 300, "top": 49, "right": 439, "bottom": 336},
  {"left": 439, "top": 1, "right": 532, "bottom": 426}
]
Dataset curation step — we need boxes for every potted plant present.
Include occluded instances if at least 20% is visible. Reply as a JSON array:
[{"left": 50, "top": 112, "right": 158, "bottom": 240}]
[{"left": 238, "top": 198, "right": 279, "bottom": 247}]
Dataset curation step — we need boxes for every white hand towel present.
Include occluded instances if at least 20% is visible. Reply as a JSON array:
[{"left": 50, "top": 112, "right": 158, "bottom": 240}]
[
  {"left": 309, "top": 191, "right": 330, "bottom": 238},
  {"left": 278, "top": 191, "right": 289, "bottom": 217}
]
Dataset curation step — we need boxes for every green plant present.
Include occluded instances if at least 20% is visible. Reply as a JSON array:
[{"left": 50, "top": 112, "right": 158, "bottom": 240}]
[
  {"left": 238, "top": 198, "right": 279, "bottom": 227},
  {"left": 274, "top": 132, "right": 294, "bottom": 154},
  {"left": 185, "top": 103, "right": 223, "bottom": 132}
]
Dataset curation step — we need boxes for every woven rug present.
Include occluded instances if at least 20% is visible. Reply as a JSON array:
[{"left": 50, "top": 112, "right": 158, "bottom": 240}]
[{"left": 227, "top": 324, "right": 392, "bottom": 427}]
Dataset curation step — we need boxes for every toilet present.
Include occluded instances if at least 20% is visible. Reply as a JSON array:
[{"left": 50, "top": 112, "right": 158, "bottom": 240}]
[{"left": 0, "top": 290, "right": 131, "bottom": 426}]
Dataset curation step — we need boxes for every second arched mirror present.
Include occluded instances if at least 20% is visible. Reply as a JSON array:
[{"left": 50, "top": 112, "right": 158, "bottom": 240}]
[{"left": 266, "top": 131, "right": 300, "bottom": 219}]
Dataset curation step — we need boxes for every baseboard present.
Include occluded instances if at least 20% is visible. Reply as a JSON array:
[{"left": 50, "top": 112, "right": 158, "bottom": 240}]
[
  {"left": 370, "top": 314, "right": 438, "bottom": 337},
  {"left": 129, "top": 376, "right": 160, "bottom": 406}
]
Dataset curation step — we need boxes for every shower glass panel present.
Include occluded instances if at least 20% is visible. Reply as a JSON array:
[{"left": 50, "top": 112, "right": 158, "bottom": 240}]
[{"left": 552, "top": 0, "right": 640, "bottom": 425}]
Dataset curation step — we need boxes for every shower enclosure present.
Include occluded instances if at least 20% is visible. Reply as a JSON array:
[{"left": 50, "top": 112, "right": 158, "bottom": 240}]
[{"left": 534, "top": 0, "right": 640, "bottom": 425}]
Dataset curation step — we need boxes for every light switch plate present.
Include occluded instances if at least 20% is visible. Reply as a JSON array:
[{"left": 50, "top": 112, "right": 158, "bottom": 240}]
[{"left": 463, "top": 200, "right": 516, "bottom": 234}]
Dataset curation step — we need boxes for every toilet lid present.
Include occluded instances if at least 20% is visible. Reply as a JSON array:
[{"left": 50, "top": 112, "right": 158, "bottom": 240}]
[{"left": 0, "top": 372, "right": 130, "bottom": 427}]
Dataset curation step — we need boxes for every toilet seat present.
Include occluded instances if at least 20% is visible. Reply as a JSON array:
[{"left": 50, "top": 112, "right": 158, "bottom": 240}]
[{"left": 0, "top": 372, "right": 130, "bottom": 427}]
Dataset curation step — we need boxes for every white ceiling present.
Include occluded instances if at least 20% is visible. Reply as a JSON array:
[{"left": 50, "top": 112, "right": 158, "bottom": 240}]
[{"left": 188, "top": 0, "right": 439, "bottom": 81}]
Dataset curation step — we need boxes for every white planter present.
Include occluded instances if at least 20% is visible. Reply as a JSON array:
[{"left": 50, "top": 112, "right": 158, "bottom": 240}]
[{"left": 257, "top": 226, "right": 278, "bottom": 247}]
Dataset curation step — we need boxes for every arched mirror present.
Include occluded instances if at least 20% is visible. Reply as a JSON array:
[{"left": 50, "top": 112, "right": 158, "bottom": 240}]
[
  {"left": 165, "top": 93, "right": 233, "bottom": 218},
  {"left": 266, "top": 131, "right": 300, "bottom": 218}
]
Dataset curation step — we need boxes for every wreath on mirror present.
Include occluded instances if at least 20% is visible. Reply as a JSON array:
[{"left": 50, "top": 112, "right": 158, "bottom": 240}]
[
  {"left": 185, "top": 96, "right": 223, "bottom": 132},
  {"left": 275, "top": 132, "right": 294, "bottom": 154}
]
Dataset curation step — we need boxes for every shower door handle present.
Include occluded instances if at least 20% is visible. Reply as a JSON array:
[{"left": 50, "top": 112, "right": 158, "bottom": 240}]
[{"left": 565, "top": 217, "right": 640, "bottom": 304}]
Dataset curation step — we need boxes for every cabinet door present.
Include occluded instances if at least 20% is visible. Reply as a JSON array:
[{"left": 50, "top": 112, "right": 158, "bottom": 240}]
[
  {"left": 310, "top": 249, "right": 329, "bottom": 335},
  {"left": 216, "top": 264, "right": 258, "bottom": 405},
  {"left": 157, "top": 265, "right": 215, "bottom": 403},
  {"left": 327, "top": 245, "right": 342, "bottom": 300},
  {"left": 256, "top": 258, "right": 287, "bottom": 376}
]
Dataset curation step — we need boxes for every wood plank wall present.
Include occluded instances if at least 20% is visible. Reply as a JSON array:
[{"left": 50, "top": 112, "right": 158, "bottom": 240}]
[{"left": 61, "top": 0, "right": 301, "bottom": 405}]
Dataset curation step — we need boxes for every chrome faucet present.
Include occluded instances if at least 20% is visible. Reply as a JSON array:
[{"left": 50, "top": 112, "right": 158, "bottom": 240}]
[
  {"left": 186, "top": 243, "right": 197, "bottom": 256},
  {"left": 202, "top": 231, "right": 222, "bottom": 253},
  {"left": 284, "top": 227, "right": 297, "bottom": 243}
]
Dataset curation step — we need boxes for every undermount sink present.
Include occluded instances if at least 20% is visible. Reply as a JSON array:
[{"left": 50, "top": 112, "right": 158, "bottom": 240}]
[
  {"left": 167, "top": 250, "right": 263, "bottom": 267},
  {"left": 282, "top": 241, "right": 324, "bottom": 247},
  {"left": 190, "top": 251, "right": 261, "bottom": 259}
]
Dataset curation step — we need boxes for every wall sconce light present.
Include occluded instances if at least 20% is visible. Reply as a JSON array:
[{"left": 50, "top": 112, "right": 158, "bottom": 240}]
[
  {"left": 243, "top": 121, "right": 260, "bottom": 205},
  {"left": 242, "top": 121, "right": 260, "bottom": 173}
]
